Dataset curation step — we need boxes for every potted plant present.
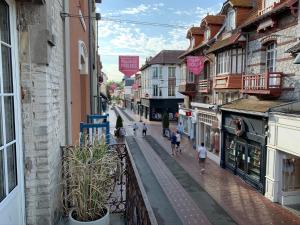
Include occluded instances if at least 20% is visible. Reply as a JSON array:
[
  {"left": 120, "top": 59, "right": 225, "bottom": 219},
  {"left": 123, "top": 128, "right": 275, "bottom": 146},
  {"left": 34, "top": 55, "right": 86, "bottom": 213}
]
[
  {"left": 162, "top": 112, "right": 170, "bottom": 137},
  {"left": 63, "top": 140, "right": 118, "bottom": 225}
]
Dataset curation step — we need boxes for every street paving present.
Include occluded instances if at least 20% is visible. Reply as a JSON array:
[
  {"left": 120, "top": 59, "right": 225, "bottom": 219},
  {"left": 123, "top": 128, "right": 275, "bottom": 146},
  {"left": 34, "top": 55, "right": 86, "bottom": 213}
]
[{"left": 110, "top": 107, "right": 300, "bottom": 225}]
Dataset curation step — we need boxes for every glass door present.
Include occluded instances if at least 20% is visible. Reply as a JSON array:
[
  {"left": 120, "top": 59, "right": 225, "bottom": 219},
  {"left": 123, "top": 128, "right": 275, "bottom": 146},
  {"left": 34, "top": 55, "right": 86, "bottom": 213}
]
[
  {"left": 236, "top": 142, "right": 246, "bottom": 176},
  {"left": 0, "top": 0, "right": 24, "bottom": 224},
  {"left": 247, "top": 144, "right": 261, "bottom": 181}
]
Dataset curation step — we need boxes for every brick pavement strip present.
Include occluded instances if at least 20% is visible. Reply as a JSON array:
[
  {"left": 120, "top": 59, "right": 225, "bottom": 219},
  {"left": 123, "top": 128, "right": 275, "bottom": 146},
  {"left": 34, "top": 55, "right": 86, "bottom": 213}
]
[{"left": 135, "top": 137, "right": 212, "bottom": 225}]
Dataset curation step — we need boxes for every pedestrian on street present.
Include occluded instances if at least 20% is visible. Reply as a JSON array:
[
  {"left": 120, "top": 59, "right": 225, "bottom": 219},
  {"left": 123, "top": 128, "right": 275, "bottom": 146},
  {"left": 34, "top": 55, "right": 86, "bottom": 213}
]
[
  {"left": 133, "top": 123, "right": 138, "bottom": 136},
  {"left": 177, "top": 122, "right": 184, "bottom": 135},
  {"left": 171, "top": 131, "right": 177, "bottom": 156},
  {"left": 142, "top": 123, "right": 147, "bottom": 136},
  {"left": 197, "top": 142, "right": 207, "bottom": 174},
  {"left": 119, "top": 127, "right": 126, "bottom": 142},
  {"left": 176, "top": 130, "right": 181, "bottom": 153}
]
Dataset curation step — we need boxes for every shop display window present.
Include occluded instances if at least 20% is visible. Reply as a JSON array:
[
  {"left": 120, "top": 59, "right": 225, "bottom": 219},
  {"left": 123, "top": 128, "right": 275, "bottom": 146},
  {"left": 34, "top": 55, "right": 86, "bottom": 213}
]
[
  {"left": 225, "top": 134, "right": 236, "bottom": 167},
  {"left": 247, "top": 143, "right": 261, "bottom": 181},
  {"left": 282, "top": 155, "right": 300, "bottom": 192}
]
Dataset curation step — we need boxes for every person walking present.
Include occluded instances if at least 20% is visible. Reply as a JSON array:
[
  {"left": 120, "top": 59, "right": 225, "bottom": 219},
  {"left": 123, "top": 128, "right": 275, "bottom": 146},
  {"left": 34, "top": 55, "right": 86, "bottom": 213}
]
[
  {"left": 176, "top": 131, "right": 181, "bottom": 153},
  {"left": 133, "top": 123, "right": 138, "bottom": 137},
  {"left": 197, "top": 142, "right": 207, "bottom": 174},
  {"left": 170, "top": 131, "right": 177, "bottom": 156},
  {"left": 177, "top": 122, "right": 184, "bottom": 135},
  {"left": 119, "top": 127, "right": 126, "bottom": 142},
  {"left": 142, "top": 123, "right": 147, "bottom": 136}
]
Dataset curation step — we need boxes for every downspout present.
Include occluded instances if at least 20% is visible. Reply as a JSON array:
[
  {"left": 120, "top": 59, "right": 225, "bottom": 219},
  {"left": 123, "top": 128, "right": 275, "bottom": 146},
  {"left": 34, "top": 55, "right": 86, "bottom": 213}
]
[
  {"left": 88, "top": 0, "right": 94, "bottom": 114},
  {"left": 62, "top": 0, "right": 72, "bottom": 144}
]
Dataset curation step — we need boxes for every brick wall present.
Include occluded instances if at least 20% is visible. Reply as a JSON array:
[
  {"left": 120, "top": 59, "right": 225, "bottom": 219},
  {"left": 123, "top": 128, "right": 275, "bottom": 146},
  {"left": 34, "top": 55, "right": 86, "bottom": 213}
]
[{"left": 17, "top": 0, "right": 66, "bottom": 224}]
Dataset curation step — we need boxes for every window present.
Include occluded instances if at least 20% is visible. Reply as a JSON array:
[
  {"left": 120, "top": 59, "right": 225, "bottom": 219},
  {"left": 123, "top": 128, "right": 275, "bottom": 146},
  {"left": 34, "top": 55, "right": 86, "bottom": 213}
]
[
  {"left": 168, "top": 67, "right": 176, "bottom": 78},
  {"left": 0, "top": 0, "right": 18, "bottom": 203},
  {"left": 187, "top": 71, "right": 195, "bottom": 83},
  {"left": 203, "top": 61, "right": 210, "bottom": 79},
  {"left": 266, "top": 42, "right": 277, "bottom": 72},
  {"left": 159, "top": 67, "right": 163, "bottom": 79},
  {"left": 217, "top": 49, "right": 245, "bottom": 75},
  {"left": 153, "top": 84, "right": 158, "bottom": 96},
  {"left": 191, "top": 37, "right": 195, "bottom": 48},
  {"left": 159, "top": 87, "right": 162, "bottom": 96},
  {"left": 204, "top": 29, "right": 210, "bottom": 42},
  {"left": 226, "top": 9, "right": 236, "bottom": 31},
  {"left": 265, "top": 0, "right": 280, "bottom": 8},
  {"left": 152, "top": 67, "right": 158, "bottom": 79},
  {"left": 168, "top": 76, "right": 176, "bottom": 97}
]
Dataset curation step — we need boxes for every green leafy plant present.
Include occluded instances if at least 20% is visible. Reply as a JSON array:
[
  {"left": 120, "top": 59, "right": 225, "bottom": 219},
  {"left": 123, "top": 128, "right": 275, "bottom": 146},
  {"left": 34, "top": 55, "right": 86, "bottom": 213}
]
[{"left": 63, "top": 140, "right": 118, "bottom": 221}]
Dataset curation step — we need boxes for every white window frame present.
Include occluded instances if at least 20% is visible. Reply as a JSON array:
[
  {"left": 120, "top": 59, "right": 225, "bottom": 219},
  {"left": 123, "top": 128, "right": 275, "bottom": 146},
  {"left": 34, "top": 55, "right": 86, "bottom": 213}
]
[
  {"left": 226, "top": 9, "right": 236, "bottom": 31},
  {"left": 266, "top": 42, "right": 277, "bottom": 72},
  {"left": 153, "top": 84, "right": 158, "bottom": 96},
  {"left": 152, "top": 67, "right": 158, "bottom": 79},
  {"left": 168, "top": 66, "right": 176, "bottom": 78},
  {"left": 204, "top": 29, "right": 210, "bottom": 42},
  {"left": 187, "top": 71, "right": 195, "bottom": 83},
  {"left": 0, "top": 0, "right": 25, "bottom": 224}
]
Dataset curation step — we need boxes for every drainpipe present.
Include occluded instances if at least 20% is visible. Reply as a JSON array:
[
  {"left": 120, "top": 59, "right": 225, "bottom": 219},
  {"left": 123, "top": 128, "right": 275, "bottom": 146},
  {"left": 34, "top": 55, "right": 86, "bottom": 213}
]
[
  {"left": 62, "top": 0, "right": 72, "bottom": 144},
  {"left": 88, "top": 0, "right": 94, "bottom": 114}
]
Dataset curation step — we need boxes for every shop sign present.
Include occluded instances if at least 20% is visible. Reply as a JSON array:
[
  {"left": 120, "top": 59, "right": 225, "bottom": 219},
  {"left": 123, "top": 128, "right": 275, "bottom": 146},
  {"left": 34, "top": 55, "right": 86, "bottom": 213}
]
[
  {"left": 119, "top": 56, "right": 139, "bottom": 77},
  {"left": 186, "top": 111, "right": 192, "bottom": 117}
]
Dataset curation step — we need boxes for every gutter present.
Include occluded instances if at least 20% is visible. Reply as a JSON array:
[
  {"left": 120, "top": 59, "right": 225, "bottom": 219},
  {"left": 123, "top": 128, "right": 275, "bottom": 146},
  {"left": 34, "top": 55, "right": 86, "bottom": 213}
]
[
  {"left": 88, "top": 0, "right": 94, "bottom": 114},
  {"left": 62, "top": 0, "right": 72, "bottom": 144}
]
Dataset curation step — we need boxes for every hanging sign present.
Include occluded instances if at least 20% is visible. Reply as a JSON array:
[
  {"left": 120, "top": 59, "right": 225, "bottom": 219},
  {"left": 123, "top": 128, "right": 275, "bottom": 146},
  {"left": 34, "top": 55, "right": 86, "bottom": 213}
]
[
  {"left": 132, "top": 83, "right": 139, "bottom": 90},
  {"left": 119, "top": 56, "right": 139, "bottom": 77},
  {"left": 187, "top": 56, "right": 205, "bottom": 75}
]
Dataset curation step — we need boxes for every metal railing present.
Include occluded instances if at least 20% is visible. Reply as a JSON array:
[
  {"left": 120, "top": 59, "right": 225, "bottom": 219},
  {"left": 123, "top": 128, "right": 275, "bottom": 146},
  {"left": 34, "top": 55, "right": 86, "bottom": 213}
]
[
  {"left": 258, "top": 0, "right": 281, "bottom": 15},
  {"left": 199, "top": 79, "right": 211, "bottom": 93},
  {"left": 62, "top": 143, "right": 157, "bottom": 225}
]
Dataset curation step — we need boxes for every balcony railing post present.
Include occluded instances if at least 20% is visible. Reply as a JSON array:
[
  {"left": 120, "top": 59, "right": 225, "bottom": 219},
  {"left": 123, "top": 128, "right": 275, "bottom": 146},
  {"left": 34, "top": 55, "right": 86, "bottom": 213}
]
[{"left": 266, "top": 72, "right": 269, "bottom": 89}]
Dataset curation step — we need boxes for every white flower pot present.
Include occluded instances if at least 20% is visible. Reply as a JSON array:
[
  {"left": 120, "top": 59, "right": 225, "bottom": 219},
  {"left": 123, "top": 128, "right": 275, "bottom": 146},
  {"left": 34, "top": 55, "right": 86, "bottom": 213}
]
[{"left": 69, "top": 208, "right": 110, "bottom": 225}]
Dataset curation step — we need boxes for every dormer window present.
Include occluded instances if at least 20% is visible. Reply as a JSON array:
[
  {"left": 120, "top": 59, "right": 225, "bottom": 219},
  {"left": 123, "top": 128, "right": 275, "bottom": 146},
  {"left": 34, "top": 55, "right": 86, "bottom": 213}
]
[
  {"left": 204, "top": 29, "right": 210, "bottom": 42},
  {"left": 226, "top": 9, "right": 235, "bottom": 31},
  {"left": 191, "top": 37, "right": 195, "bottom": 48},
  {"left": 259, "top": 0, "right": 280, "bottom": 15}
]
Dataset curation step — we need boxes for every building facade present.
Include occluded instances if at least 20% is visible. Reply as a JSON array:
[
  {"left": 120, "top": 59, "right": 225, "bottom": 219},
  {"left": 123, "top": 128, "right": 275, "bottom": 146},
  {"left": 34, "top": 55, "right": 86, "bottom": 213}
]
[{"left": 140, "top": 50, "right": 184, "bottom": 121}]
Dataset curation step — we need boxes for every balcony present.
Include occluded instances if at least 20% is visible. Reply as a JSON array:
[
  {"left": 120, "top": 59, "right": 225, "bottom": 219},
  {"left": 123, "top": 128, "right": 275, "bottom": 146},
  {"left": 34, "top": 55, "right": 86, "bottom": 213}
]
[
  {"left": 199, "top": 79, "right": 211, "bottom": 94},
  {"left": 214, "top": 75, "right": 242, "bottom": 89},
  {"left": 241, "top": 72, "right": 283, "bottom": 97},
  {"left": 258, "top": 0, "right": 282, "bottom": 15},
  {"left": 178, "top": 82, "right": 197, "bottom": 96}
]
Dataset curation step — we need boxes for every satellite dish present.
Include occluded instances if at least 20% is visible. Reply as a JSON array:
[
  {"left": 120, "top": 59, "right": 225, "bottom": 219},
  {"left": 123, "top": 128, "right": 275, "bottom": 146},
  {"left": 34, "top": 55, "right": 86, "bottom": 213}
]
[{"left": 294, "top": 53, "right": 300, "bottom": 64}]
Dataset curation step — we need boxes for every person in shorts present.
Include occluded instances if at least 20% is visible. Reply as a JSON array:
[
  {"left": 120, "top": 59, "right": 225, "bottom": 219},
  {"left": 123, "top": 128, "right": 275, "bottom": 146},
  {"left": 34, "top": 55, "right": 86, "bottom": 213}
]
[
  {"left": 197, "top": 142, "right": 207, "bottom": 174},
  {"left": 170, "top": 131, "right": 177, "bottom": 156},
  {"left": 142, "top": 123, "right": 147, "bottom": 136},
  {"left": 175, "top": 131, "right": 181, "bottom": 153}
]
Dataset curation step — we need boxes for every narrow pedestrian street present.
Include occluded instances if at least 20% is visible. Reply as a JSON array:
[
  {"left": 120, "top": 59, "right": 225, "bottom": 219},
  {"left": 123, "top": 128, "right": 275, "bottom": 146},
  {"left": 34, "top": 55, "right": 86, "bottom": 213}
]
[{"left": 111, "top": 107, "right": 300, "bottom": 225}]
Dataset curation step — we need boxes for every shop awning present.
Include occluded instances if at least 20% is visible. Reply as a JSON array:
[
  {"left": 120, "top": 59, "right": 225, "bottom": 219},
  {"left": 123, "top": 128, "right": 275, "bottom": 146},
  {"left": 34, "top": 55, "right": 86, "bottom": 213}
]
[{"left": 221, "top": 98, "right": 288, "bottom": 114}]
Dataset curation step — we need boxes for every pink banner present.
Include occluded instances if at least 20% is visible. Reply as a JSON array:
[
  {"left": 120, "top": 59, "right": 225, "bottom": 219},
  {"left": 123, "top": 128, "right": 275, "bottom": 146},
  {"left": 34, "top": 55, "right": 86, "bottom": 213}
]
[
  {"left": 187, "top": 56, "right": 205, "bottom": 75},
  {"left": 119, "top": 56, "right": 139, "bottom": 77},
  {"left": 132, "top": 83, "right": 139, "bottom": 90}
]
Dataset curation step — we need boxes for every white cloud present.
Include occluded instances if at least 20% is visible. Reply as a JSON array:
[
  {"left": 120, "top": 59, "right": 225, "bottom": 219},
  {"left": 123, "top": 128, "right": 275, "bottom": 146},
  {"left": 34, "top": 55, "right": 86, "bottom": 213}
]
[
  {"left": 120, "top": 4, "right": 149, "bottom": 15},
  {"left": 103, "top": 3, "right": 165, "bottom": 16}
]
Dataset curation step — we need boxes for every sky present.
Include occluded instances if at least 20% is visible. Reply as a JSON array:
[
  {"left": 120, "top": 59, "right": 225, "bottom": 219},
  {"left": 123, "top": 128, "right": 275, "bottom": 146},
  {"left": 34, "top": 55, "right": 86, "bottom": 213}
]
[{"left": 96, "top": 0, "right": 223, "bottom": 81}]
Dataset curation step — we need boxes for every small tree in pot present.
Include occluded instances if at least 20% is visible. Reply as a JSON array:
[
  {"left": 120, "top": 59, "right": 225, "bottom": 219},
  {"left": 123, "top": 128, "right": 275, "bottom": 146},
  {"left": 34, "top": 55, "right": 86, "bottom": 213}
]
[
  {"left": 162, "top": 113, "right": 170, "bottom": 137},
  {"left": 63, "top": 140, "right": 118, "bottom": 225}
]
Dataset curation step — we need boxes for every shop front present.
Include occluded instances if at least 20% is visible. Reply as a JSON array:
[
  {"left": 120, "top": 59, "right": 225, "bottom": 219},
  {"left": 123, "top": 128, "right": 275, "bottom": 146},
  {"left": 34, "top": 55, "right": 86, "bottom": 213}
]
[
  {"left": 178, "top": 108, "right": 196, "bottom": 148},
  {"left": 149, "top": 99, "right": 183, "bottom": 121},
  {"left": 195, "top": 108, "right": 221, "bottom": 164},
  {"left": 141, "top": 98, "right": 150, "bottom": 120},
  {"left": 221, "top": 109, "right": 268, "bottom": 193},
  {"left": 266, "top": 109, "right": 300, "bottom": 208}
]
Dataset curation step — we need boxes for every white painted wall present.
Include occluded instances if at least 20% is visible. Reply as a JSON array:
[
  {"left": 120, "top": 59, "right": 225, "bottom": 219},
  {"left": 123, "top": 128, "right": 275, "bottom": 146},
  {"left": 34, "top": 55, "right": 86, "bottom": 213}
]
[{"left": 141, "top": 64, "right": 184, "bottom": 99}]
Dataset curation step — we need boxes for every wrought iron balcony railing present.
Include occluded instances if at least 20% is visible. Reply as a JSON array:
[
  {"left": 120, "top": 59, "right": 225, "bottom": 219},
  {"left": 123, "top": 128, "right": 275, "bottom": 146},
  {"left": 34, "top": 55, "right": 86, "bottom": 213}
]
[
  {"left": 178, "top": 82, "right": 197, "bottom": 96},
  {"left": 198, "top": 79, "right": 211, "bottom": 93}
]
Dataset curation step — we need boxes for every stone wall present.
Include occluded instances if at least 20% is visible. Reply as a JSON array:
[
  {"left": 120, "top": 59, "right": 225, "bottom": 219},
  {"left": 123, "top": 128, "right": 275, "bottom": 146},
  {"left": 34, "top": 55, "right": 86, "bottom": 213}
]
[
  {"left": 246, "top": 15, "right": 300, "bottom": 101},
  {"left": 17, "top": 0, "right": 66, "bottom": 224}
]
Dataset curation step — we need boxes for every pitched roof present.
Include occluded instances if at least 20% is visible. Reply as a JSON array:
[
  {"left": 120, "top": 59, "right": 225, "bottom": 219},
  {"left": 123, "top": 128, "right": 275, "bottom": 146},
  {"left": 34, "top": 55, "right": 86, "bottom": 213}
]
[
  {"left": 203, "top": 15, "right": 225, "bottom": 25},
  {"left": 207, "top": 33, "right": 242, "bottom": 53},
  {"left": 140, "top": 50, "right": 185, "bottom": 70},
  {"left": 221, "top": 98, "right": 286, "bottom": 113},
  {"left": 240, "top": 0, "right": 296, "bottom": 29},
  {"left": 286, "top": 42, "right": 300, "bottom": 54},
  {"left": 229, "top": 0, "right": 253, "bottom": 8}
]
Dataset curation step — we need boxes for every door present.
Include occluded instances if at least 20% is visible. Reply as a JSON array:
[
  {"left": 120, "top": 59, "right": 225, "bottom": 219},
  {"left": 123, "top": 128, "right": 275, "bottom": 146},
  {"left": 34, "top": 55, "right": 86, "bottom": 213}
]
[
  {"left": 236, "top": 141, "right": 247, "bottom": 177},
  {"left": 0, "top": 0, "right": 25, "bottom": 224}
]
